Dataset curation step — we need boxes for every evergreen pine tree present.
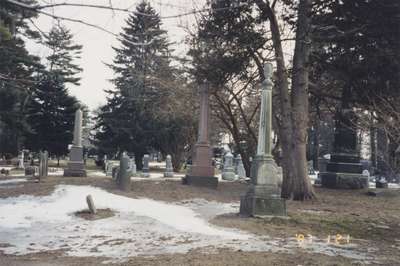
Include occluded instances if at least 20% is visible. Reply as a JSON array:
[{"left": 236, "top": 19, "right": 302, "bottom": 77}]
[
  {"left": 25, "top": 74, "right": 78, "bottom": 160},
  {"left": 95, "top": 1, "right": 176, "bottom": 168},
  {"left": 45, "top": 23, "right": 83, "bottom": 85}
]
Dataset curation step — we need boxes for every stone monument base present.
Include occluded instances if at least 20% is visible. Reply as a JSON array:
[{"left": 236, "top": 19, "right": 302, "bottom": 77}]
[
  {"left": 64, "top": 161, "right": 86, "bottom": 177},
  {"left": 240, "top": 194, "right": 286, "bottom": 217},
  {"left": 222, "top": 171, "right": 236, "bottom": 181},
  {"left": 182, "top": 175, "right": 218, "bottom": 189},
  {"left": 319, "top": 172, "right": 368, "bottom": 189},
  {"left": 164, "top": 172, "right": 174, "bottom": 177}
]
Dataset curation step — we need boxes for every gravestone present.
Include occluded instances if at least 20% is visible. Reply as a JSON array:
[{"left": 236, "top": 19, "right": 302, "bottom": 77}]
[
  {"left": 240, "top": 63, "right": 286, "bottom": 217},
  {"left": 103, "top": 154, "right": 108, "bottom": 171},
  {"left": 129, "top": 157, "right": 137, "bottom": 177},
  {"left": 25, "top": 166, "right": 36, "bottom": 176},
  {"left": 164, "top": 155, "right": 174, "bottom": 177},
  {"left": 376, "top": 176, "right": 388, "bottom": 188},
  {"left": 17, "top": 151, "right": 24, "bottom": 169},
  {"left": 118, "top": 155, "right": 131, "bottom": 191},
  {"left": 236, "top": 154, "right": 246, "bottom": 179},
  {"left": 182, "top": 83, "right": 218, "bottom": 188},
  {"left": 39, "top": 151, "right": 48, "bottom": 180},
  {"left": 105, "top": 161, "right": 114, "bottom": 176},
  {"left": 319, "top": 108, "right": 368, "bottom": 189},
  {"left": 112, "top": 166, "right": 119, "bottom": 180},
  {"left": 222, "top": 152, "right": 236, "bottom": 181},
  {"left": 86, "top": 195, "right": 97, "bottom": 214},
  {"left": 64, "top": 109, "right": 87, "bottom": 177},
  {"left": 141, "top": 154, "right": 150, "bottom": 177}
]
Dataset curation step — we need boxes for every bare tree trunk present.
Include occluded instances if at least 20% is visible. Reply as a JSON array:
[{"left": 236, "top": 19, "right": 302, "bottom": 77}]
[
  {"left": 370, "top": 121, "right": 377, "bottom": 169},
  {"left": 290, "top": 0, "right": 315, "bottom": 200},
  {"left": 255, "top": 0, "right": 296, "bottom": 198}
]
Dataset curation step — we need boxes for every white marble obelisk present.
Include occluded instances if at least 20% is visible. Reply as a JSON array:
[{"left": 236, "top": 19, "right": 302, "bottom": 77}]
[{"left": 64, "top": 109, "right": 86, "bottom": 177}]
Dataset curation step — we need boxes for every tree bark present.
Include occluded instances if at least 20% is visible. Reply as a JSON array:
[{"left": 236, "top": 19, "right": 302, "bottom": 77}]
[{"left": 290, "top": 0, "right": 315, "bottom": 200}]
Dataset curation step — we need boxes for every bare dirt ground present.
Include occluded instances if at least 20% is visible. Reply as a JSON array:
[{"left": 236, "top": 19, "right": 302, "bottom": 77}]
[{"left": 0, "top": 173, "right": 399, "bottom": 266}]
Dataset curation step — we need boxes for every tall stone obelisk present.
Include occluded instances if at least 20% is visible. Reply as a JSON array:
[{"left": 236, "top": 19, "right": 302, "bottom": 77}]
[
  {"left": 183, "top": 82, "right": 218, "bottom": 188},
  {"left": 64, "top": 109, "right": 87, "bottom": 177},
  {"left": 240, "top": 63, "right": 286, "bottom": 217}
]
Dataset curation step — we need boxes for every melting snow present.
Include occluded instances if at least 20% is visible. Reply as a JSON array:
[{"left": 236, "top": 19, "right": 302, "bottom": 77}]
[
  {"left": 0, "top": 178, "right": 27, "bottom": 185},
  {"left": 0, "top": 185, "right": 374, "bottom": 263}
]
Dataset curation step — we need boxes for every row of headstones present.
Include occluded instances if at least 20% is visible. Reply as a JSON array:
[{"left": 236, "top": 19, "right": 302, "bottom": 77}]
[
  {"left": 105, "top": 154, "right": 174, "bottom": 179},
  {"left": 24, "top": 151, "right": 49, "bottom": 180},
  {"left": 221, "top": 152, "right": 247, "bottom": 181}
]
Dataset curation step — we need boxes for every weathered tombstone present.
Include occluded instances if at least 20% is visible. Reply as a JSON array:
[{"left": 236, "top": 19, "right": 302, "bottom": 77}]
[
  {"left": 86, "top": 195, "right": 97, "bottom": 214},
  {"left": 222, "top": 152, "right": 236, "bottom": 181},
  {"left": 103, "top": 154, "right": 108, "bottom": 170},
  {"left": 182, "top": 83, "right": 218, "bottom": 188},
  {"left": 129, "top": 157, "right": 137, "bottom": 177},
  {"left": 105, "top": 161, "right": 114, "bottom": 176},
  {"left": 141, "top": 154, "right": 150, "bottom": 177},
  {"left": 112, "top": 166, "right": 119, "bottom": 180},
  {"left": 17, "top": 151, "right": 24, "bottom": 169},
  {"left": 362, "top": 169, "right": 370, "bottom": 178},
  {"left": 164, "top": 155, "right": 174, "bottom": 177},
  {"left": 64, "top": 109, "right": 87, "bottom": 177},
  {"left": 376, "top": 176, "right": 388, "bottom": 188},
  {"left": 236, "top": 154, "right": 246, "bottom": 179},
  {"left": 240, "top": 63, "right": 286, "bottom": 217},
  {"left": 118, "top": 155, "right": 131, "bottom": 191},
  {"left": 38, "top": 151, "right": 49, "bottom": 180},
  {"left": 25, "top": 166, "right": 35, "bottom": 176}
]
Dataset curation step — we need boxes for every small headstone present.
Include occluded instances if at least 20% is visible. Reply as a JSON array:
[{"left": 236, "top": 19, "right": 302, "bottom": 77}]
[
  {"left": 222, "top": 152, "right": 236, "bottom": 181},
  {"left": 236, "top": 154, "right": 246, "bottom": 179},
  {"left": 164, "top": 155, "right": 174, "bottom": 177},
  {"left": 39, "top": 151, "right": 49, "bottom": 180},
  {"left": 118, "top": 155, "right": 131, "bottom": 191},
  {"left": 105, "top": 162, "right": 114, "bottom": 176},
  {"left": 112, "top": 166, "right": 119, "bottom": 180},
  {"left": 25, "top": 166, "right": 36, "bottom": 176},
  {"left": 86, "top": 194, "right": 97, "bottom": 214},
  {"left": 376, "top": 176, "right": 388, "bottom": 189},
  {"left": 141, "top": 154, "right": 150, "bottom": 177},
  {"left": 129, "top": 157, "right": 137, "bottom": 177},
  {"left": 362, "top": 169, "right": 370, "bottom": 178},
  {"left": 18, "top": 151, "right": 25, "bottom": 169}
]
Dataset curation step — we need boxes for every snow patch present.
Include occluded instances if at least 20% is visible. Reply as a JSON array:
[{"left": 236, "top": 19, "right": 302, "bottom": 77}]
[
  {"left": 0, "top": 185, "right": 374, "bottom": 263},
  {"left": 0, "top": 178, "right": 27, "bottom": 185}
]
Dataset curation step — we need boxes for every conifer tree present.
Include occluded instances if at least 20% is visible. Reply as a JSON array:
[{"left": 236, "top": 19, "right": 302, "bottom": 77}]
[
  {"left": 95, "top": 1, "right": 177, "bottom": 168},
  {"left": 45, "top": 23, "right": 83, "bottom": 85},
  {"left": 25, "top": 74, "right": 78, "bottom": 161}
]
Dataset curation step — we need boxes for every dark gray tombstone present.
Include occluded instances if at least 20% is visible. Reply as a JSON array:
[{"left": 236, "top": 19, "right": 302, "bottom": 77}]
[
  {"left": 164, "top": 155, "right": 174, "bottom": 177},
  {"left": 39, "top": 151, "right": 48, "bottom": 180},
  {"left": 141, "top": 154, "right": 150, "bottom": 177},
  {"left": 118, "top": 155, "right": 131, "bottom": 191}
]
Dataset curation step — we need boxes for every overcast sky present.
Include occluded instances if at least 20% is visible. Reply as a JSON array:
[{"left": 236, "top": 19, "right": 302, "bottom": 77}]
[{"left": 26, "top": 0, "right": 205, "bottom": 110}]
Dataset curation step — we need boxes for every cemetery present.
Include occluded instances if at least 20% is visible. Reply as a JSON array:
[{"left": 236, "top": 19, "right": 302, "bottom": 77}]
[{"left": 0, "top": 0, "right": 399, "bottom": 265}]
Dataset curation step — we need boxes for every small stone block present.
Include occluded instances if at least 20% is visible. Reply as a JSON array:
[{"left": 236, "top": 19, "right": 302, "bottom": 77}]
[
  {"left": 86, "top": 195, "right": 97, "bottom": 214},
  {"left": 182, "top": 175, "right": 218, "bottom": 189},
  {"left": 240, "top": 195, "right": 286, "bottom": 217}
]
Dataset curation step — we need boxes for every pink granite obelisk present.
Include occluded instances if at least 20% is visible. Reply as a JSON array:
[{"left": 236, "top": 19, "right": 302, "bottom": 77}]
[{"left": 183, "top": 83, "right": 218, "bottom": 188}]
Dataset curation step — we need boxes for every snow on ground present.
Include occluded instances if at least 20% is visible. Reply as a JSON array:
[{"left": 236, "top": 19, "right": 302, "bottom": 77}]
[
  {"left": 0, "top": 178, "right": 27, "bottom": 185},
  {"left": 0, "top": 185, "right": 373, "bottom": 263}
]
